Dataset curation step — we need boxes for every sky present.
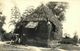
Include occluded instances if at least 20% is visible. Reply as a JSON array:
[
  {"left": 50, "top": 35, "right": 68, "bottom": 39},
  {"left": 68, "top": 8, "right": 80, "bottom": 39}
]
[{"left": 0, "top": 0, "right": 80, "bottom": 38}]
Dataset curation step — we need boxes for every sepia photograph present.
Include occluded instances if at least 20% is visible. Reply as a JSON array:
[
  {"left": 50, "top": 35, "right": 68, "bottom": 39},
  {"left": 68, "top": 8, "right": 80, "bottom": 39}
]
[{"left": 0, "top": 0, "right": 80, "bottom": 51}]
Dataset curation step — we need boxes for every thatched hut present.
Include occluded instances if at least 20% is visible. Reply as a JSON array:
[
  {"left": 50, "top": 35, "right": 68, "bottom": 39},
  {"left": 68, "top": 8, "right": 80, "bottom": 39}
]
[{"left": 14, "top": 4, "right": 63, "bottom": 47}]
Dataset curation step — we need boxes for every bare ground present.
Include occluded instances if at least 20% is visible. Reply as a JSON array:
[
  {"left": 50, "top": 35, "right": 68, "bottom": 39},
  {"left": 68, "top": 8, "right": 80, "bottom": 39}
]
[{"left": 0, "top": 41, "right": 80, "bottom": 51}]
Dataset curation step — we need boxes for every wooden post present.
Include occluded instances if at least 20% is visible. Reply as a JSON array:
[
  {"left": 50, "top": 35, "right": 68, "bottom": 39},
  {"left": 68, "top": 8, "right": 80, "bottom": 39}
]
[{"left": 47, "top": 21, "right": 52, "bottom": 47}]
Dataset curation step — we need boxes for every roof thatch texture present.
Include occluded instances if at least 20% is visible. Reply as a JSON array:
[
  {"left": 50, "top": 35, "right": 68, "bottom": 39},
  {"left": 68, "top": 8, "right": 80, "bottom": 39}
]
[{"left": 23, "top": 4, "right": 62, "bottom": 29}]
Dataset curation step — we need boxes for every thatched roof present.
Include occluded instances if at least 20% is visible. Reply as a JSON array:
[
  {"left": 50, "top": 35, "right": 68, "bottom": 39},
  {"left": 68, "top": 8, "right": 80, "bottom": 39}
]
[{"left": 23, "top": 4, "right": 62, "bottom": 29}]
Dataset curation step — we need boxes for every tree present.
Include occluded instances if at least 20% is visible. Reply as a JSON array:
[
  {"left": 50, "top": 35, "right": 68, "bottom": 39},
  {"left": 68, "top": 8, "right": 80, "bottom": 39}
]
[
  {"left": 10, "top": 6, "right": 21, "bottom": 25},
  {"left": 0, "top": 12, "right": 5, "bottom": 33},
  {"left": 22, "top": 6, "right": 35, "bottom": 21},
  {"left": 0, "top": 12, "right": 6, "bottom": 41},
  {"left": 22, "top": 6, "right": 34, "bottom": 16},
  {"left": 47, "top": 2, "right": 68, "bottom": 21},
  {"left": 9, "top": 6, "right": 21, "bottom": 33},
  {"left": 73, "top": 32, "right": 78, "bottom": 45}
]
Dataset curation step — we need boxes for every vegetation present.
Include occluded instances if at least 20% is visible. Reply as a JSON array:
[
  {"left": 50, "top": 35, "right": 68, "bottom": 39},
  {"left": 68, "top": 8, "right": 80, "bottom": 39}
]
[
  {"left": 10, "top": 6, "right": 21, "bottom": 25},
  {"left": 0, "top": 12, "right": 6, "bottom": 41},
  {"left": 60, "top": 33, "right": 78, "bottom": 45},
  {"left": 47, "top": 2, "right": 68, "bottom": 21},
  {"left": 0, "top": 12, "right": 5, "bottom": 33}
]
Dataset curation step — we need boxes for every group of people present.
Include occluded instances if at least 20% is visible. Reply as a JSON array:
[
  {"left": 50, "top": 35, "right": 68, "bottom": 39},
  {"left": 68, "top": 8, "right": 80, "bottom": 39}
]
[{"left": 11, "top": 33, "right": 27, "bottom": 45}]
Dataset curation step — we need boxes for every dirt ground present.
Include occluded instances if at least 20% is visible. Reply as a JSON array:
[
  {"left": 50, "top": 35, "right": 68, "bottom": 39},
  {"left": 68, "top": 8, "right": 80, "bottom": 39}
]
[{"left": 0, "top": 41, "right": 80, "bottom": 51}]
